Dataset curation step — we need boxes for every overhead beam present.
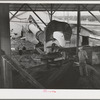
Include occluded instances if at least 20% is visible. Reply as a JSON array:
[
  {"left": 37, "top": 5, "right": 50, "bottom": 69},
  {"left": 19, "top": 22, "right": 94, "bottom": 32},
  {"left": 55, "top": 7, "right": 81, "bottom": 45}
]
[
  {"left": 40, "top": 4, "right": 49, "bottom": 13},
  {"left": 26, "top": 4, "right": 47, "bottom": 27},
  {"left": 52, "top": 4, "right": 62, "bottom": 14},
  {"left": 41, "top": 4, "right": 62, "bottom": 21},
  {"left": 82, "top": 4, "right": 100, "bottom": 23},
  {"left": 73, "top": 5, "right": 79, "bottom": 11},
  {"left": 10, "top": 12, "right": 27, "bottom": 20},
  {"left": 90, "top": 5, "right": 97, "bottom": 11},
  {"left": 9, "top": 4, "right": 100, "bottom": 11},
  {"left": 40, "top": 4, "right": 51, "bottom": 22},
  {"left": 10, "top": 4, "right": 25, "bottom": 21},
  {"left": 49, "top": 4, "right": 63, "bottom": 21},
  {"left": 29, "top": 15, "right": 42, "bottom": 31},
  {"left": 12, "top": 11, "right": 27, "bottom": 17},
  {"left": 40, "top": 4, "right": 54, "bottom": 21},
  {"left": 81, "top": 4, "right": 88, "bottom": 11},
  {"left": 64, "top": 4, "right": 70, "bottom": 11}
]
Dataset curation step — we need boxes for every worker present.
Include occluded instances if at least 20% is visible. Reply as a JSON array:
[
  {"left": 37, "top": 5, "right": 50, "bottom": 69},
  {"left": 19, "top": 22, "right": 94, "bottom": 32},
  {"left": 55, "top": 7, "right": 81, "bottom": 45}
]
[{"left": 78, "top": 46, "right": 88, "bottom": 77}]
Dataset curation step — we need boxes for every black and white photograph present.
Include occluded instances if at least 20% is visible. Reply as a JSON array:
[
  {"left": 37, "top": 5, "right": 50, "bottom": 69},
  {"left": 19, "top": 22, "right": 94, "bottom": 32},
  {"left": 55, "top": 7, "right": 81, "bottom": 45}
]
[{"left": 1, "top": 0, "right": 100, "bottom": 94}]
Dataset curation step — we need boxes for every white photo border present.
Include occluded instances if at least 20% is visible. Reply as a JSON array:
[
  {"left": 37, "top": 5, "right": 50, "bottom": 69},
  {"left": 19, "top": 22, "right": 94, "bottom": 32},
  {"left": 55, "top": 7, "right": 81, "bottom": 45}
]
[{"left": 0, "top": 0, "right": 100, "bottom": 99}]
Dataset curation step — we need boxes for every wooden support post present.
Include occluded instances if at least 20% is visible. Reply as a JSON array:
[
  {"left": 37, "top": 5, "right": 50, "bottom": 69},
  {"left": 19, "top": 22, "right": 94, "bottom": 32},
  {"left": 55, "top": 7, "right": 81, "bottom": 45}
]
[
  {"left": 0, "top": 26, "right": 2, "bottom": 88},
  {"left": 50, "top": 4, "right": 53, "bottom": 21},
  {"left": 76, "top": 5, "right": 81, "bottom": 58},
  {"left": 0, "top": 4, "right": 12, "bottom": 88}
]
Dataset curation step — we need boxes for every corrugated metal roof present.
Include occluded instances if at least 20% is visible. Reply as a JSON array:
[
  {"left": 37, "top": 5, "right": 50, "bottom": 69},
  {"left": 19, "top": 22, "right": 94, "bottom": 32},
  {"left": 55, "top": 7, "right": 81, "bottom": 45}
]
[{"left": 9, "top": 4, "right": 100, "bottom": 11}]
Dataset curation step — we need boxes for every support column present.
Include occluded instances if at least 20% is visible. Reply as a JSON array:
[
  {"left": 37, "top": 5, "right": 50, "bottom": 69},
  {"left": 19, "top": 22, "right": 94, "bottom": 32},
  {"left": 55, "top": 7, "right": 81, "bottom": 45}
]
[
  {"left": 0, "top": 4, "right": 12, "bottom": 88},
  {"left": 50, "top": 4, "right": 53, "bottom": 21},
  {"left": 76, "top": 5, "right": 81, "bottom": 57}
]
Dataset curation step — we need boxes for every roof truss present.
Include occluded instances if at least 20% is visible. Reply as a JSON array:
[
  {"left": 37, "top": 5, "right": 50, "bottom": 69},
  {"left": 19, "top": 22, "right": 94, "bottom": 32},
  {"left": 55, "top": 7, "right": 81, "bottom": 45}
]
[{"left": 9, "top": 4, "right": 100, "bottom": 11}]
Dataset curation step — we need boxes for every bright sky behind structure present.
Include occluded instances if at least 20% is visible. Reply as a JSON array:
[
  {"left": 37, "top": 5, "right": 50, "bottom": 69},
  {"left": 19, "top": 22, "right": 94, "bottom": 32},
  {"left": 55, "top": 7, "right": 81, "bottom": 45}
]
[
  {"left": 10, "top": 11, "right": 100, "bottom": 18},
  {"left": 54, "top": 11, "right": 100, "bottom": 16}
]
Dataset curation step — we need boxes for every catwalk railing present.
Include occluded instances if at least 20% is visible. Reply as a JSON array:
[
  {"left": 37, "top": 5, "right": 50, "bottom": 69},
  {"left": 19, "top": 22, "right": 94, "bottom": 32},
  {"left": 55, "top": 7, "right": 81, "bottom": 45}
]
[{"left": 1, "top": 54, "right": 45, "bottom": 88}]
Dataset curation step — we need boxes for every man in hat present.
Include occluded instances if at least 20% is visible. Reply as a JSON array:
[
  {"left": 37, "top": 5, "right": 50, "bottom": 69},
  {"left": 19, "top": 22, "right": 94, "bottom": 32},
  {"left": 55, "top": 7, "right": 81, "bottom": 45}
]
[{"left": 78, "top": 46, "right": 88, "bottom": 76}]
